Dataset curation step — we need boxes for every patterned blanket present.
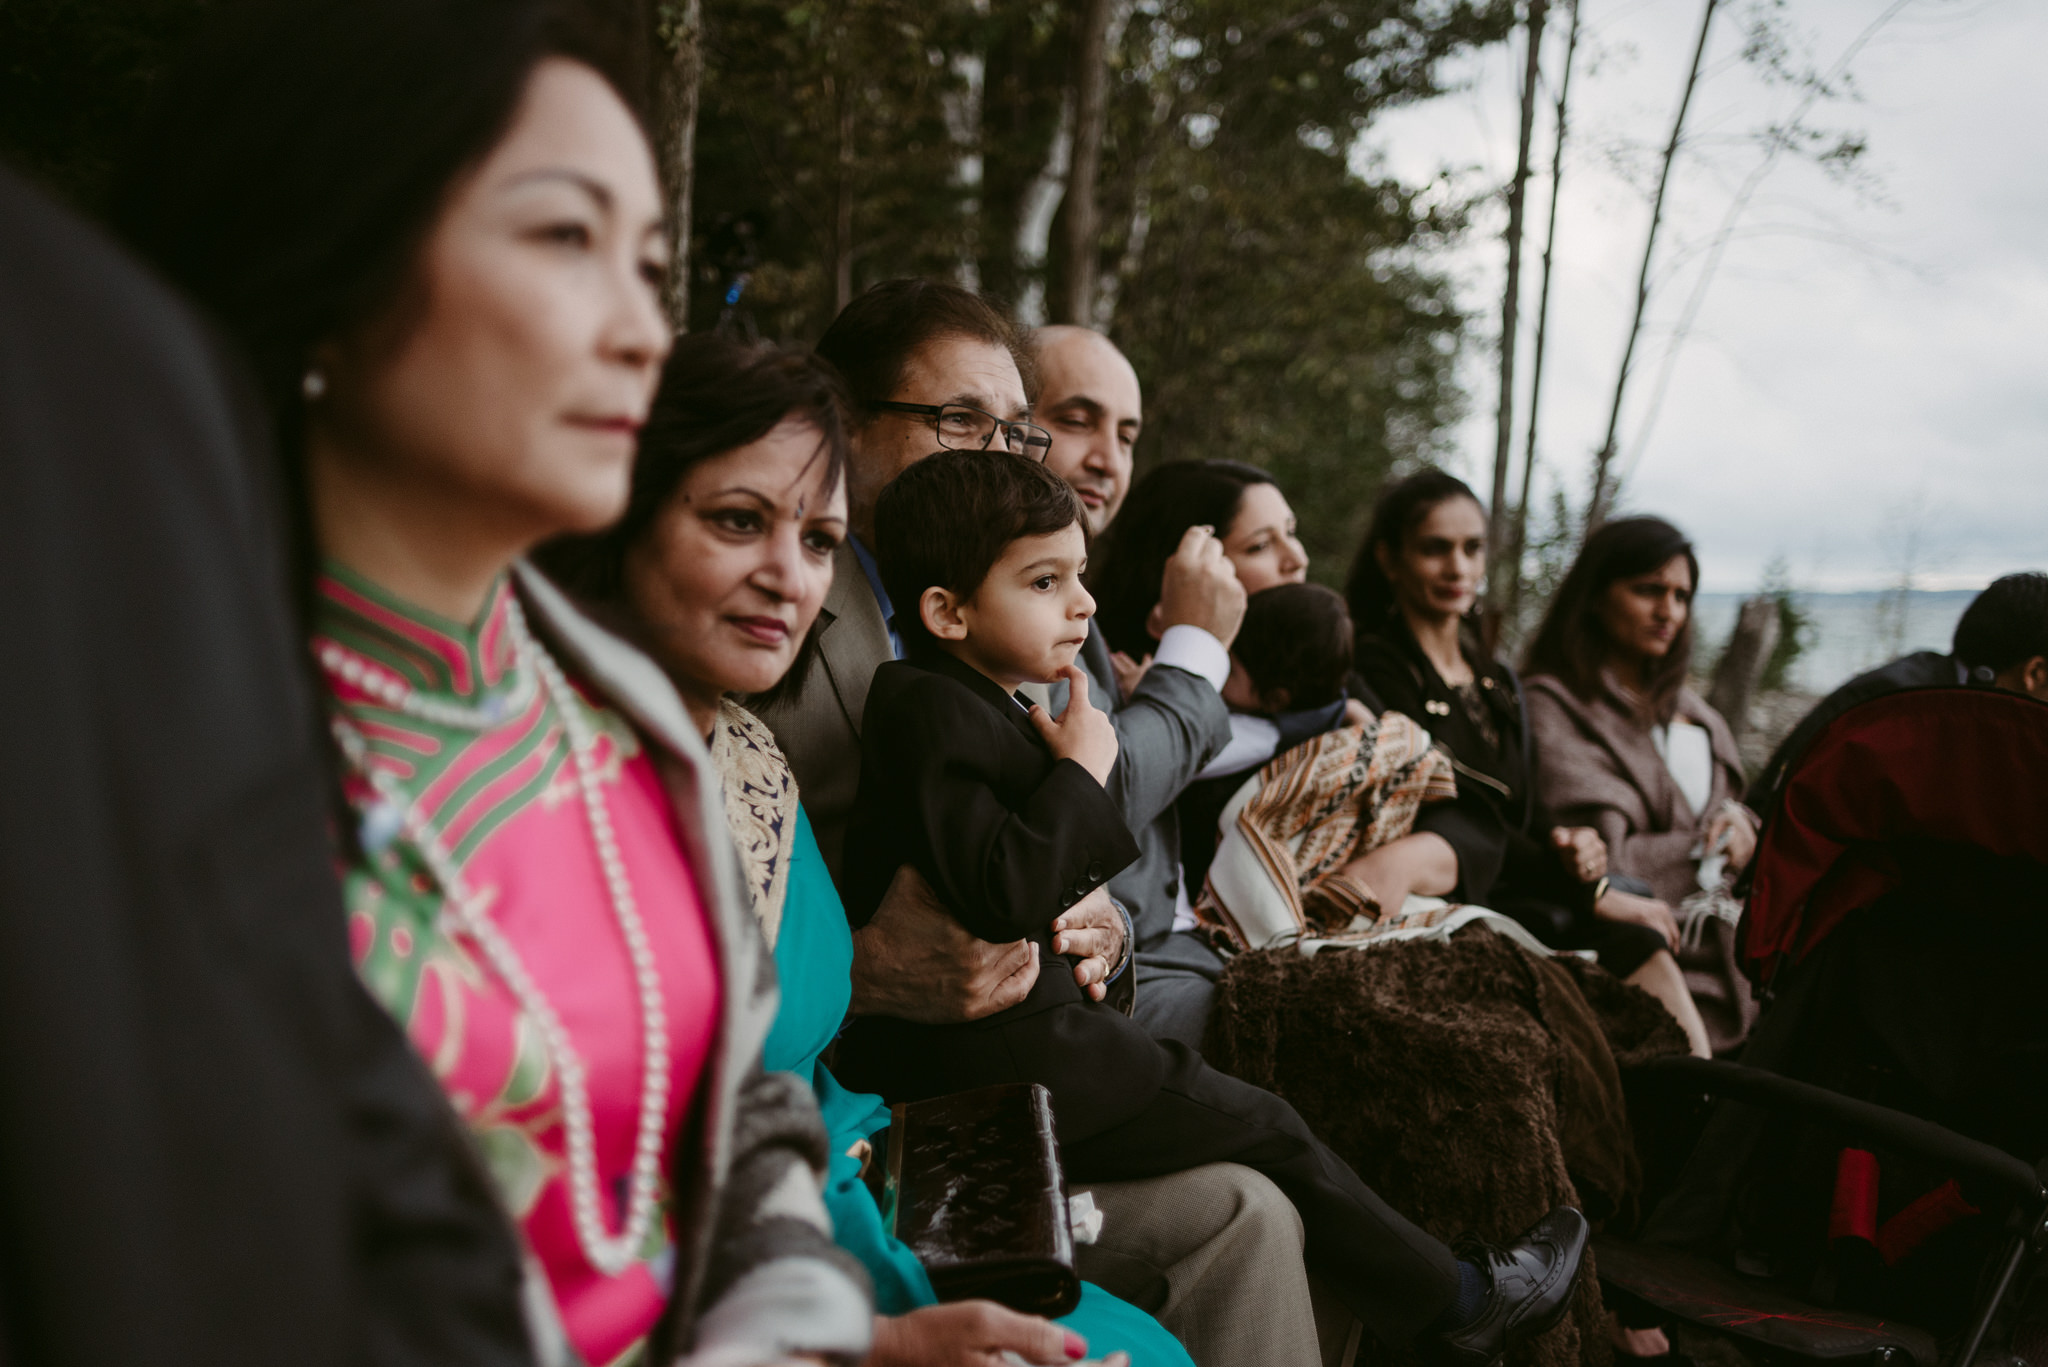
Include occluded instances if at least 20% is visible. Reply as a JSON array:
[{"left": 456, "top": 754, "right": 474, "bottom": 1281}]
[{"left": 1193, "top": 713, "right": 1550, "bottom": 958}]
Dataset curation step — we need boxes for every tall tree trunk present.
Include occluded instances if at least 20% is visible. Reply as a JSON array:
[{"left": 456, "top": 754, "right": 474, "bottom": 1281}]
[
  {"left": 1057, "top": 0, "right": 1114, "bottom": 325},
  {"left": 1505, "top": 0, "right": 1580, "bottom": 631},
  {"left": 943, "top": 1, "right": 991, "bottom": 292},
  {"left": 1486, "top": 0, "right": 1547, "bottom": 616},
  {"left": 1095, "top": 84, "right": 1168, "bottom": 333},
  {"left": 1587, "top": 0, "right": 1718, "bottom": 534},
  {"left": 1015, "top": 92, "right": 1075, "bottom": 326},
  {"left": 832, "top": 74, "right": 855, "bottom": 312},
  {"left": 652, "top": 0, "right": 704, "bottom": 332}
]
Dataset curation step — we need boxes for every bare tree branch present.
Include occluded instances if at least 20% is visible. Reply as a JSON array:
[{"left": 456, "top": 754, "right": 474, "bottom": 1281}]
[
  {"left": 1614, "top": 0, "right": 1914, "bottom": 491},
  {"left": 1506, "top": 0, "right": 1580, "bottom": 630},
  {"left": 1487, "top": 0, "right": 1549, "bottom": 613},
  {"left": 1586, "top": 0, "right": 1719, "bottom": 534}
]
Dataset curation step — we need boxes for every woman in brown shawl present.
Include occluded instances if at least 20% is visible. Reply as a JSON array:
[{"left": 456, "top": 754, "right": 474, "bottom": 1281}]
[
  {"left": 1522, "top": 517, "right": 1760, "bottom": 1056},
  {"left": 1348, "top": 474, "right": 1712, "bottom": 1058}
]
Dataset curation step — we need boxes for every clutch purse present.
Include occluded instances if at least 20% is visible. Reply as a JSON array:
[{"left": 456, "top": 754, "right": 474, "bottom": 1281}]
[{"left": 882, "top": 1082, "right": 1082, "bottom": 1317}]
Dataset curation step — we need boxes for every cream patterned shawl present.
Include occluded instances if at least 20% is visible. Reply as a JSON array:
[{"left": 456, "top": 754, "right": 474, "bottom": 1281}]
[
  {"left": 708, "top": 699, "right": 800, "bottom": 950},
  {"left": 1194, "top": 713, "right": 1461, "bottom": 952}
]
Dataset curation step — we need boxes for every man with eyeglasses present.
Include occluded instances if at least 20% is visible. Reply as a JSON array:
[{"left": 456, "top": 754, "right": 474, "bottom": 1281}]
[{"left": 757, "top": 278, "right": 1327, "bottom": 1367}]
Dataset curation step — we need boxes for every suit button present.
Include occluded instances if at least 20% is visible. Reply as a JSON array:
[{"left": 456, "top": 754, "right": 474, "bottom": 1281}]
[
  {"left": 1166, "top": 879, "right": 1179, "bottom": 897},
  {"left": 1060, "top": 891, "right": 1077, "bottom": 909},
  {"left": 1086, "top": 860, "right": 1103, "bottom": 881}
]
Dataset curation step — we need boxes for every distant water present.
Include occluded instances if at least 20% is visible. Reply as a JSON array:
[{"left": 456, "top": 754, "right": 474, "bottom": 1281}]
[{"left": 1692, "top": 590, "right": 1976, "bottom": 695}]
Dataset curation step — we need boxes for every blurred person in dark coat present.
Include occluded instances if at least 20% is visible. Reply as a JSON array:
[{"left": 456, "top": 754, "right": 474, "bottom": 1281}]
[
  {"left": 109, "top": 0, "right": 875, "bottom": 1360},
  {"left": 0, "top": 161, "right": 534, "bottom": 1367},
  {"left": 1746, "top": 571, "right": 2048, "bottom": 825}
]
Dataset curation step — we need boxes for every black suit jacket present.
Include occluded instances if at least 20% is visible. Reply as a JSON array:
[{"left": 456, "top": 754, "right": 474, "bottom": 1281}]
[
  {"left": 834, "top": 649, "right": 1171, "bottom": 1140},
  {"left": 0, "top": 166, "right": 531, "bottom": 1367},
  {"left": 840, "top": 648, "right": 1138, "bottom": 942}
]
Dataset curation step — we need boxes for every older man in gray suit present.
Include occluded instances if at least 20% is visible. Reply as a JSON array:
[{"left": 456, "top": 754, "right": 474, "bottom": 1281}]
[
  {"left": 1035, "top": 324, "right": 1386, "bottom": 1367},
  {"left": 757, "top": 281, "right": 1339, "bottom": 1367},
  {"left": 1032, "top": 326, "right": 1250, "bottom": 1046}
]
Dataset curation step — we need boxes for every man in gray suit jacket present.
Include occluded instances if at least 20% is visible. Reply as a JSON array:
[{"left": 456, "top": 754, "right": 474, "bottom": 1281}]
[
  {"left": 1034, "top": 326, "right": 1252, "bottom": 1047},
  {"left": 1035, "top": 326, "right": 1383, "bottom": 1367},
  {"left": 760, "top": 283, "right": 1342, "bottom": 1367}
]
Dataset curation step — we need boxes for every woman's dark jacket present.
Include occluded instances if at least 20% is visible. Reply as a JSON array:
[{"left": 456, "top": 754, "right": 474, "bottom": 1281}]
[{"left": 1353, "top": 621, "right": 1603, "bottom": 935}]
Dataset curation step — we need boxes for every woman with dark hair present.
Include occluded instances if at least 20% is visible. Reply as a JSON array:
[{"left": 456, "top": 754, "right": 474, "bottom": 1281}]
[
  {"left": 118, "top": 2, "right": 872, "bottom": 1362},
  {"left": 1522, "top": 517, "right": 1758, "bottom": 1055},
  {"left": 544, "top": 333, "right": 1192, "bottom": 1367},
  {"left": 1091, "top": 460, "right": 1304, "bottom": 680},
  {"left": 1347, "top": 472, "right": 1710, "bottom": 1057},
  {"left": 1095, "top": 461, "right": 1459, "bottom": 914}
]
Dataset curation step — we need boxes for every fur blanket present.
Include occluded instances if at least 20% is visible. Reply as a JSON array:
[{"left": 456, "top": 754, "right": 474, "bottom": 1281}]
[{"left": 1204, "top": 927, "right": 1689, "bottom": 1367}]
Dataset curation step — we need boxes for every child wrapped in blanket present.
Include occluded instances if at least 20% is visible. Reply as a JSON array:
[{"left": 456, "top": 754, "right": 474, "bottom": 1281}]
[{"left": 1177, "top": 582, "right": 1358, "bottom": 893}]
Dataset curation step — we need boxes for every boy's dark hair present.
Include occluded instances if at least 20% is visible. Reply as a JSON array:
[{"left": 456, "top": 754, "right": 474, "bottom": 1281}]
[
  {"left": 1954, "top": 571, "right": 2048, "bottom": 674},
  {"left": 1234, "top": 583, "right": 1353, "bottom": 712},
  {"left": 815, "top": 277, "right": 1035, "bottom": 413},
  {"left": 874, "top": 449, "right": 1082, "bottom": 651}
]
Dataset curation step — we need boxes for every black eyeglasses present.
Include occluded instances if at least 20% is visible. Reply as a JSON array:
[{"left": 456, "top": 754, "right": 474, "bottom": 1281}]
[{"left": 870, "top": 401, "right": 1052, "bottom": 460}]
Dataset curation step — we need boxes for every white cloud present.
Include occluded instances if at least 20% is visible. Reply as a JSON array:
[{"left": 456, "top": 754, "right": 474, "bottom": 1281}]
[{"left": 1359, "top": 0, "right": 2048, "bottom": 593}]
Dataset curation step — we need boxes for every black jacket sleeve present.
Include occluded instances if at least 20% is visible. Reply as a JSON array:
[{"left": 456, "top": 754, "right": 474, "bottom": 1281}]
[
  {"left": 343, "top": 982, "right": 540, "bottom": 1367},
  {"left": 1354, "top": 638, "right": 1511, "bottom": 902},
  {"left": 875, "top": 674, "right": 1141, "bottom": 944}
]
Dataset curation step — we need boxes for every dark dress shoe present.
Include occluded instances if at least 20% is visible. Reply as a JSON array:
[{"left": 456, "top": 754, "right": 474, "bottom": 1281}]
[{"left": 1429, "top": 1206, "right": 1590, "bottom": 1367}]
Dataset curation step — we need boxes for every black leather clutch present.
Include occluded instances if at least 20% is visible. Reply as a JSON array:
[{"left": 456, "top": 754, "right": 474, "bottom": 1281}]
[{"left": 882, "top": 1082, "right": 1082, "bottom": 1318}]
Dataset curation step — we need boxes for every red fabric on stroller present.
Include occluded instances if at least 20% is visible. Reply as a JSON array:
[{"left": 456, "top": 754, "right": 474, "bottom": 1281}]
[{"left": 1743, "top": 688, "right": 2048, "bottom": 970}]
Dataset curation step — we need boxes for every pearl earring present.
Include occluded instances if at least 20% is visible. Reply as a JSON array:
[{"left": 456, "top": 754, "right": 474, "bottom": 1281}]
[{"left": 302, "top": 367, "right": 328, "bottom": 400}]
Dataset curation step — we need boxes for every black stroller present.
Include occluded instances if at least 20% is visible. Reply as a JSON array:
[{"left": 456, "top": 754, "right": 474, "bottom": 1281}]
[{"left": 1594, "top": 687, "right": 2048, "bottom": 1367}]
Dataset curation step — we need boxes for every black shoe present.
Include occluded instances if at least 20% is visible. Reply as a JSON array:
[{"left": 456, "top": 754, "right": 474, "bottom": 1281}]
[{"left": 1429, "top": 1206, "right": 1591, "bottom": 1367}]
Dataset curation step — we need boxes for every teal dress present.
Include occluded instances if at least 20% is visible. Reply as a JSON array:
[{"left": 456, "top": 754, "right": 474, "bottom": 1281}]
[{"left": 763, "top": 805, "right": 1194, "bottom": 1364}]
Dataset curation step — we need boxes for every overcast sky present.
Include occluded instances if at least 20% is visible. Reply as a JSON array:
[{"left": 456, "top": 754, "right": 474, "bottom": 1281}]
[{"left": 1359, "top": 0, "right": 2046, "bottom": 592}]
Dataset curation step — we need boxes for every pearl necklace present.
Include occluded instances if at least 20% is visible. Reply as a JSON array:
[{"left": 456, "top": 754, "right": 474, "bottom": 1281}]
[
  {"left": 326, "top": 599, "right": 671, "bottom": 1278},
  {"left": 317, "top": 636, "right": 539, "bottom": 730}
]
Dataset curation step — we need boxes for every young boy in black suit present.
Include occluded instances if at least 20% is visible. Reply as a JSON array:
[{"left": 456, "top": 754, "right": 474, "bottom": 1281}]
[{"left": 835, "top": 448, "right": 1588, "bottom": 1365}]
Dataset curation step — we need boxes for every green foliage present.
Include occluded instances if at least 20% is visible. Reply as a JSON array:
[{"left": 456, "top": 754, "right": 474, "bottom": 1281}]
[
  {"left": 1112, "top": 157, "right": 1471, "bottom": 583},
  {"left": 3, "top": 0, "right": 1515, "bottom": 582},
  {"left": 692, "top": 0, "right": 994, "bottom": 337},
  {"left": 1756, "top": 554, "right": 1810, "bottom": 692},
  {"left": 693, "top": 0, "right": 1512, "bottom": 580},
  {"left": 1096, "top": 0, "right": 1507, "bottom": 580}
]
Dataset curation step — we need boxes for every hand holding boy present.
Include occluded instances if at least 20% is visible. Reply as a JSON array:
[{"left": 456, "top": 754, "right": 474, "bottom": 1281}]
[
  {"left": 1053, "top": 886, "right": 1126, "bottom": 1003},
  {"left": 1028, "top": 665, "right": 1120, "bottom": 785},
  {"left": 851, "top": 863, "right": 1127, "bottom": 1017},
  {"left": 850, "top": 865, "right": 1041, "bottom": 1022}
]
